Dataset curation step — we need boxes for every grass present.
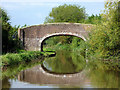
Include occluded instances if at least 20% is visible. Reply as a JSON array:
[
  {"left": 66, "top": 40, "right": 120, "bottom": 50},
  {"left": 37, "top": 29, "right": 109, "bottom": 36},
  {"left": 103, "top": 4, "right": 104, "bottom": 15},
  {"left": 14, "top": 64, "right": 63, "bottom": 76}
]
[{"left": 1, "top": 50, "right": 55, "bottom": 68}]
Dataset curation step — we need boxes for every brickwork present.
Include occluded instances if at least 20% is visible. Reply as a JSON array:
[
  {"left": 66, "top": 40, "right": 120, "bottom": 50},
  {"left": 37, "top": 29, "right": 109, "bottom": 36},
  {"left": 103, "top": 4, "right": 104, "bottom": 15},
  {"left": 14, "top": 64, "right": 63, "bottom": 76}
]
[{"left": 18, "top": 23, "right": 92, "bottom": 51}]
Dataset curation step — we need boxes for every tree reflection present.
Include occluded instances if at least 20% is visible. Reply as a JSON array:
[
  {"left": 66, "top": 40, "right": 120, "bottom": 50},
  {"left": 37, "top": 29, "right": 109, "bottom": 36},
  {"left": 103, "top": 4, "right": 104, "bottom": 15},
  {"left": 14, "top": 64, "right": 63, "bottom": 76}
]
[
  {"left": 86, "top": 60, "right": 120, "bottom": 88},
  {"left": 2, "top": 77, "right": 11, "bottom": 89},
  {"left": 42, "top": 50, "right": 86, "bottom": 74}
]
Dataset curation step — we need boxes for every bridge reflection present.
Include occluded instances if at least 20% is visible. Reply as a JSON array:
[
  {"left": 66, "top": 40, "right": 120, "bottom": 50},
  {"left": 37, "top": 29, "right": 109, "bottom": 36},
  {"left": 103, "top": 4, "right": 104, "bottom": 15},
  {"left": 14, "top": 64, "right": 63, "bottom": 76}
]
[{"left": 17, "top": 64, "right": 88, "bottom": 85}]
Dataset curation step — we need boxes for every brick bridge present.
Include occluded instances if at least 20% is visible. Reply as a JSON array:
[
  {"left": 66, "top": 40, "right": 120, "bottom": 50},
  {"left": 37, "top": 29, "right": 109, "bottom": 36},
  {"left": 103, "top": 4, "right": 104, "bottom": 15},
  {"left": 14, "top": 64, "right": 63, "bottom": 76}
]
[{"left": 18, "top": 23, "right": 92, "bottom": 51}]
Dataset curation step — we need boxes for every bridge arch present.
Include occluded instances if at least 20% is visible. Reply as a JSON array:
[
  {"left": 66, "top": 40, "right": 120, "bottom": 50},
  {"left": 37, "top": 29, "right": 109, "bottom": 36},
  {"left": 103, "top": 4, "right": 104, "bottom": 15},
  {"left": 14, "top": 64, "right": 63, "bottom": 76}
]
[
  {"left": 40, "top": 32, "right": 86, "bottom": 51},
  {"left": 18, "top": 23, "right": 92, "bottom": 51}
]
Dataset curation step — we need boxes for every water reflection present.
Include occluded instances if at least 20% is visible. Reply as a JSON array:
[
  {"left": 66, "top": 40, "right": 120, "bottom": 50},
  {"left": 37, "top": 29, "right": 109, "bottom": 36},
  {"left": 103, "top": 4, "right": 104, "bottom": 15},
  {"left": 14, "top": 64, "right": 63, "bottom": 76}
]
[
  {"left": 2, "top": 77, "right": 10, "bottom": 88},
  {"left": 85, "top": 60, "right": 120, "bottom": 88},
  {"left": 17, "top": 65, "right": 87, "bottom": 85},
  {"left": 42, "top": 50, "right": 86, "bottom": 74},
  {"left": 2, "top": 50, "right": 120, "bottom": 88}
]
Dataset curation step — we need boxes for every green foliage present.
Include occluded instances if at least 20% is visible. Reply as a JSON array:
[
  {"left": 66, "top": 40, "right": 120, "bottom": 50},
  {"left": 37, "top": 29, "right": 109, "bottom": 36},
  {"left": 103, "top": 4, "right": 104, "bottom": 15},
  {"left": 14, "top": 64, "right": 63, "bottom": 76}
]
[
  {"left": 1, "top": 51, "right": 55, "bottom": 67},
  {"left": 1, "top": 9, "right": 9, "bottom": 22},
  {"left": 44, "top": 16, "right": 54, "bottom": 23},
  {"left": 71, "top": 37, "right": 79, "bottom": 47},
  {"left": 44, "top": 4, "right": 87, "bottom": 23},
  {"left": 44, "top": 36, "right": 72, "bottom": 46},
  {"left": 8, "top": 25, "right": 20, "bottom": 39},
  {"left": 1, "top": 8, "right": 29, "bottom": 53},
  {"left": 7, "top": 24, "right": 28, "bottom": 53},
  {"left": 84, "top": 14, "right": 102, "bottom": 24},
  {"left": 44, "top": 4, "right": 87, "bottom": 46},
  {"left": 44, "top": 35, "right": 86, "bottom": 52},
  {"left": 88, "top": 0, "right": 120, "bottom": 58},
  {"left": 43, "top": 35, "right": 87, "bottom": 59},
  {"left": 1, "top": 8, "right": 12, "bottom": 53}
]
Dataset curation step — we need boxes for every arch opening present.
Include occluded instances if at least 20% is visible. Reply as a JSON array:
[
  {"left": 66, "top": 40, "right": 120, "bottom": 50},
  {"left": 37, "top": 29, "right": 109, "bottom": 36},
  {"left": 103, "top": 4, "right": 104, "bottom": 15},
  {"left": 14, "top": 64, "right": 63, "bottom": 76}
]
[{"left": 40, "top": 33, "right": 86, "bottom": 52}]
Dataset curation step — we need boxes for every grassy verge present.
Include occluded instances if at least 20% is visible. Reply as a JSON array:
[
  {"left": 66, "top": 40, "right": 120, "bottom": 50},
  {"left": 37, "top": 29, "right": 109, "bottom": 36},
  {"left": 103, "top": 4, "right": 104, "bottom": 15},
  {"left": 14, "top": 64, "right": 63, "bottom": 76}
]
[{"left": 1, "top": 51, "right": 55, "bottom": 68}]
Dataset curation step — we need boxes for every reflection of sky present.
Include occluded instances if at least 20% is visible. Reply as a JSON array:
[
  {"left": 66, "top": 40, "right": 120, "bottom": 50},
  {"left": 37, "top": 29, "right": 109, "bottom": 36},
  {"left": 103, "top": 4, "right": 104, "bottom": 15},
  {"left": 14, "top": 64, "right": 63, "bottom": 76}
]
[
  {"left": 9, "top": 79, "right": 59, "bottom": 88},
  {"left": 1, "top": 1, "right": 104, "bottom": 26},
  {"left": 43, "top": 59, "right": 52, "bottom": 71},
  {"left": 9, "top": 79, "right": 95, "bottom": 88}
]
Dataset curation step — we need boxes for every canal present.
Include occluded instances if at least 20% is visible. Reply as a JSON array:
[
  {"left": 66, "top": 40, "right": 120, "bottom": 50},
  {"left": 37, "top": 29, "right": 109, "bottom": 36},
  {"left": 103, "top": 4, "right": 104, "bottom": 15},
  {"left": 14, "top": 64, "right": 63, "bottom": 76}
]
[{"left": 2, "top": 50, "right": 120, "bottom": 88}]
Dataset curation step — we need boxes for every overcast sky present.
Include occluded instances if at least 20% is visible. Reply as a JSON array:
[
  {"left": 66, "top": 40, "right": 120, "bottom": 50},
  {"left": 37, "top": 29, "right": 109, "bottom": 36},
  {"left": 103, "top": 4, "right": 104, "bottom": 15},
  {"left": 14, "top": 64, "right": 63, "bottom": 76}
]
[{"left": 1, "top": 0, "right": 106, "bottom": 26}]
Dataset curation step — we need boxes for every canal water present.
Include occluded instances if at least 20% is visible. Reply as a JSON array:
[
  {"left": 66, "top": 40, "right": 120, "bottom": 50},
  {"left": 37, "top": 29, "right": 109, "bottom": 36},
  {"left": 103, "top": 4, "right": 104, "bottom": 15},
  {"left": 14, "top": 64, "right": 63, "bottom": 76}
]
[{"left": 2, "top": 50, "right": 120, "bottom": 88}]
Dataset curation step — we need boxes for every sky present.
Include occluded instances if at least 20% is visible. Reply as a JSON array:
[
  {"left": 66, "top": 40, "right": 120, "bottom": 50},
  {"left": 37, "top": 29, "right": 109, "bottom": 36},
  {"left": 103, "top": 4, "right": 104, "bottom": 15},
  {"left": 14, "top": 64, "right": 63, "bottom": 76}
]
[{"left": 1, "top": 0, "right": 105, "bottom": 26}]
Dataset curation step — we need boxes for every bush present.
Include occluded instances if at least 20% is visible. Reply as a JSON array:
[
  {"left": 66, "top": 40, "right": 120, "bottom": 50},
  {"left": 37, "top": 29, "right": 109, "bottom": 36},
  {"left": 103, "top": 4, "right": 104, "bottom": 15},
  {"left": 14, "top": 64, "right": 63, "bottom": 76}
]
[{"left": 88, "top": 1, "right": 120, "bottom": 59}]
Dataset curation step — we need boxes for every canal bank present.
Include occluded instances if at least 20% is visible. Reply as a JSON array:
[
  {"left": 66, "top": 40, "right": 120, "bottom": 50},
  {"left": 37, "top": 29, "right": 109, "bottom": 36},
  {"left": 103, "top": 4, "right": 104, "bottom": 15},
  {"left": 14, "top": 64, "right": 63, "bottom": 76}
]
[{"left": 1, "top": 51, "right": 56, "bottom": 70}]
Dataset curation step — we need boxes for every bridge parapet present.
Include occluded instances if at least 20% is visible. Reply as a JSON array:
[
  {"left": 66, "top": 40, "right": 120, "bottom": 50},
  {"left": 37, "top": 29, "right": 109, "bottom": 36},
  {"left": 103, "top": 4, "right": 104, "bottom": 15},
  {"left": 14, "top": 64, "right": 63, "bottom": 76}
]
[{"left": 18, "top": 23, "right": 92, "bottom": 51}]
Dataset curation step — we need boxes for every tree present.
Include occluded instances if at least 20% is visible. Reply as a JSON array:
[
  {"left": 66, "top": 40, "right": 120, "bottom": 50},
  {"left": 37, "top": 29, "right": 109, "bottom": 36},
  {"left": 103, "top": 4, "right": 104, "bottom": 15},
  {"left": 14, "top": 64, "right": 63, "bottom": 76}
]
[
  {"left": 44, "top": 4, "right": 87, "bottom": 23},
  {"left": 88, "top": 0, "right": 120, "bottom": 58},
  {"left": 84, "top": 14, "right": 102, "bottom": 24},
  {"left": 1, "top": 8, "right": 12, "bottom": 53},
  {"left": 43, "top": 4, "right": 87, "bottom": 47},
  {"left": 1, "top": 8, "right": 22, "bottom": 53}
]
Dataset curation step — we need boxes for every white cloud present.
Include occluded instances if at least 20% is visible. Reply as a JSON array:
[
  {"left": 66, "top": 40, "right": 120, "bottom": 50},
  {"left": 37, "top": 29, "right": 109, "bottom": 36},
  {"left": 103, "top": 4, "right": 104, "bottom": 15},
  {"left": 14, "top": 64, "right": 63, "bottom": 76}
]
[{"left": 1, "top": 0, "right": 105, "bottom": 2}]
